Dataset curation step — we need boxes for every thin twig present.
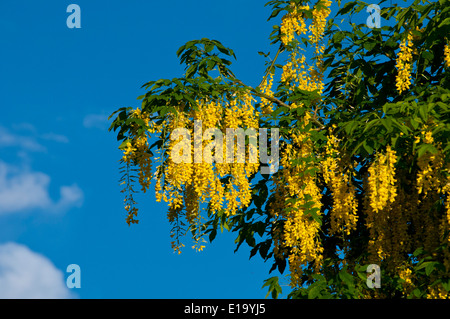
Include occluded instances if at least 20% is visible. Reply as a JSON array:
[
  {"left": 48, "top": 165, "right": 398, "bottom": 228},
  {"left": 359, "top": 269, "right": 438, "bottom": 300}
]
[
  {"left": 233, "top": 78, "right": 325, "bottom": 129},
  {"left": 257, "top": 46, "right": 285, "bottom": 89}
]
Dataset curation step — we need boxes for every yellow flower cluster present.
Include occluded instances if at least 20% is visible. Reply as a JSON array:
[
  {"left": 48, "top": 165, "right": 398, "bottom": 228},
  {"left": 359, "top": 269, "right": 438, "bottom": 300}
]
[
  {"left": 445, "top": 42, "right": 450, "bottom": 68},
  {"left": 395, "top": 31, "right": 414, "bottom": 94},
  {"left": 222, "top": 92, "right": 259, "bottom": 215},
  {"left": 270, "top": 113, "right": 323, "bottom": 287},
  {"left": 122, "top": 141, "right": 136, "bottom": 162},
  {"left": 322, "top": 128, "right": 358, "bottom": 236},
  {"left": 121, "top": 107, "right": 155, "bottom": 225},
  {"left": 281, "top": 60, "right": 295, "bottom": 84},
  {"left": 280, "top": 4, "right": 309, "bottom": 46},
  {"left": 414, "top": 128, "right": 450, "bottom": 266},
  {"left": 260, "top": 73, "right": 274, "bottom": 114},
  {"left": 281, "top": 52, "right": 307, "bottom": 89},
  {"left": 279, "top": 0, "right": 330, "bottom": 97},
  {"left": 387, "top": 187, "right": 411, "bottom": 269},
  {"left": 309, "top": 0, "right": 330, "bottom": 91},
  {"left": 361, "top": 132, "right": 450, "bottom": 287},
  {"left": 366, "top": 145, "right": 398, "bottom": 262},
  {"left": 308, "top": 0, "right": 332, "bottom": 49},
  {"left": 267, "top": 1, "right": 334, "bottom": 287},
  {"left": 153, "top": 92, "right": 259, "bottom": 253},
  {"left": 367, "top": 145, "right": 398, "bottom": 213},
  {"left": 443, "top": 175, "right": 450, "bottom": 232},
  {"left": 427, "top": 285, "right": 450, "bottom": 299},
  {"left": 442, "top": 175, "right": 450, "bottom": 276},
  {"left": 416, "top": 130, "right": 444, "bottom": 196},
  {"left": 398, "top": 266, "right": 413, "bottom": 294}
]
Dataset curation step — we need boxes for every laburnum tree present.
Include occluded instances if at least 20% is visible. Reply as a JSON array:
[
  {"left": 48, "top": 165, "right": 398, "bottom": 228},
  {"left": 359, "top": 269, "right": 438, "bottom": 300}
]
[{"left": 109, "top": 0, "right": 450, "bottom": 298}]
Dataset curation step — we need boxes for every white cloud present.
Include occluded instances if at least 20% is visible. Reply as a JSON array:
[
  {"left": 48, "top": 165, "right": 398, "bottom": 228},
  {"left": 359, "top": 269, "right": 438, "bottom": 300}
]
[
  {"left": 11, "top": 122, "right": 37, "bottom": 133},
  {"left": 83, "top": 113, "right": 109, "bottom": 130},
  {"left": 0, "top": 126, "right": 45, "bottom": 152},
  {"left": 0, "top": 161, "right": 83, "bottom": 215},
  {"left": 0, "top": 242, "right": 76, "bottom": 298},
  {"left": 40, "top": 132, "right": 69, "bottom": 144},
  {"left": 0, "top": 125, "right": 69, "bottom": 153},
  {"left": 54, "top": 184, "right": 84, "bottom": 212}
]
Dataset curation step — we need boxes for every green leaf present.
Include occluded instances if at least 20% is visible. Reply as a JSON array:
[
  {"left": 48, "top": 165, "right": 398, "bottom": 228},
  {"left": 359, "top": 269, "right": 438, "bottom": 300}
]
[
  {"left": 339, "top": 269, "right": 354, "bottom": 287},
  {"left": 186, "top": 65, "right": 197, "bottom": 78},
  {"left": 308, "top": 284, "right": 322, "bottom": 299},
  {"left": 333, "top": 31, "right": 346, "bottom": 43},
  {"left": 417, "top": 143, "right": 438, "bottom": 158},
  {"left": 262, "top": 276, "right": 282, "bottom": 299},
  {"left": 118, "top": 138, "right": 131, "bottom": 150},
  {"left": 338, "top": 1, "right": 357, "bottom": 16},
  {"left": 419, "top": 103, "right": 428, "bottom": 121},
  {"left": 410, "top": 118, "right": 420, "bottom": 130},
  {"left": 364, "top": 41, "right": 377, "bottom": 51},
  {"left": 384, "top": 37, "right": 397, "bottom": 48},
  {"left": 357, "top": 269, "right": 368, "bottom": 282},
  {"left": 421, "top": 50, "right": 434, "bottom": 62},
  {"left": 363, "top": 119, "right": 379, "bottom": 133},
  {"left": 204, "top": 43, "right": 214, "bottom": 53},
  {"left": 425, "top": 262, "right": 437, "bottom": 276},
  {"left": 380, "top": 118, "right": 393, "bottom": 133},
  {"left": 259, "top": 240, "right": 271, "bottom": 259},
  {"left": 258, "top": 51, "right": 270, "bottom": 58},
  {"left": 413, "top": 288, "right": 423, "bottom": 298},
  {"left": 209, "top": 229, "right": 217, "bottom": 242},
  {"left": 363, "top": 141, "right": 374, "bottom": 154},
  {"left": 438, "top": 17, "right": 450, "bottom": 28},
  {"left": 442, "top": 279, "right": 450, "bottom": 292},
  {"left": 306, "top": 207, "right": 322, "bottom": 226},
  {"left": 412, "top": 247, "right": 424, "bottom": 257}
]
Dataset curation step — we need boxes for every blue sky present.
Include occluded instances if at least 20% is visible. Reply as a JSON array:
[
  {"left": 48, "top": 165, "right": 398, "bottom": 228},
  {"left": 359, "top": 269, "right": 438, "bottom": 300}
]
[
  {"left": 0, "top": 0, "right": 283, "bottom": 299},
  {"left": 0, "top": 0, "right": 389, "bottom": 299}
]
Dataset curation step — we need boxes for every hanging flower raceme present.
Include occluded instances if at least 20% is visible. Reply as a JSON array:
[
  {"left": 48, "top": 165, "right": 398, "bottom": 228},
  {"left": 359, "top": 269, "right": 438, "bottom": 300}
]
[
  {"left": 150, "top": 91, "right": 260, "bottom": 253},
  {"left": 260, "top": 72, "right": 275, "bottom": 114},
  {"left": 367, "top": 145, "right": 398, "bottom": 213},
  {"left": 444, "top": 41, "right": 450, "bottom": 68},
  {"left": 395, "top": 31, "right": 414, "bottom": 94},
  {"left": 309, "top": 0, "right": 332, "bottom": 47},
  {"left": 442, "top": 174, "right": 450, "bottom": 278},
  {"left": 282, "top": 52, "right": 307, "bottom": 90},
  {"left": 280, "top": 3, "right": 309, "bottom": 46},
  {"left": 271, "top": 113, "right": 323, "bottom": 287},
  {"left": 120, "top": 107, "right": 155, "bottom": 225},
  {"left": 322, "top": 128, "right": 358, "bottom": 236},
  {"left": 366, "top": 145, "right": 398, "bottom": 262},
  {"left": 416, "top": 130, "right": 444, "bottom": 196}
]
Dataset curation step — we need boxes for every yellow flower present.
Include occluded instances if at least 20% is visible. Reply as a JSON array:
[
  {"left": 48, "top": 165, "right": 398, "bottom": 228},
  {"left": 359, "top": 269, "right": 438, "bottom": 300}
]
[
  {"left": 280, "top": 3, "right": 309, "bottom": 45},
  {"left": 444, "top": 42, "right": 450, "bottom": 68},
  {"left": 122, "top": 142, "right": 136, "bottom": 162},
  {"left": 366, "top": 145, "right": 398, "bottom": 264},
  {"left": 308, "top": 0, "right": 332, "bottom": 47},
  {"left": 322, "top": 129, "right": 358, "bottom": 236},
  {"left": 367, "top": 145, "right": 398, "bottom": 213},
  {"left": 416, "top": 129, "right": 444, "bottom": 196},
  {"left": 270, "top": 115, "right": 323, "bottom": 287},
  {"left": 395, "top": 31, "right": 414, "bottom": 94},
  {"left": 260, "top": 73, "right": 274, "bottom": 114}
]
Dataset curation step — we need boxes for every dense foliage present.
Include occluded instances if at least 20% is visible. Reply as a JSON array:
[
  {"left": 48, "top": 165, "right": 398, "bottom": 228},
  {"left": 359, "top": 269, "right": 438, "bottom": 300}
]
[{"left": 110, "top": 0, "right": 450, "bottom": 298}]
